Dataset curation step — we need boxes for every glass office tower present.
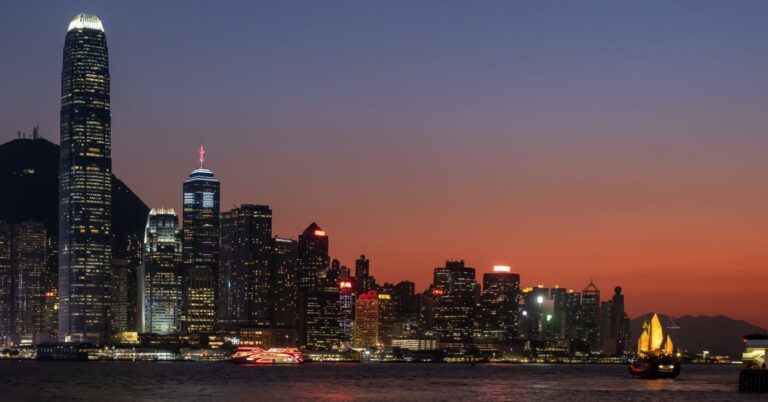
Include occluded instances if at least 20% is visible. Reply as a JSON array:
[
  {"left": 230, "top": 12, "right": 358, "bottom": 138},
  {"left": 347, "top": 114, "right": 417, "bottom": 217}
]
[{"left": 58, "top": 14, "right": 112, "bottom": 343}]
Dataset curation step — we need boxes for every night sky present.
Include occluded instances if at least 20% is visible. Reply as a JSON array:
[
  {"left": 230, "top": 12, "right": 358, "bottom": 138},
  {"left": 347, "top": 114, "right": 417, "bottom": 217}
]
[{"left": 2, "top": 1, "right": 768, "bottom": 327}]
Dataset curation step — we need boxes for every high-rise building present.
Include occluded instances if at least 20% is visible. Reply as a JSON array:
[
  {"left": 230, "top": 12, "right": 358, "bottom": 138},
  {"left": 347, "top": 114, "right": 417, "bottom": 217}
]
[
  {"left": 58, "top": 13, "right": 112, "bottom": 344},
  {"left": 270, "top": 237, "right": 297, "bottom": 328},
  {"left": 0, "top": 222, "right": 51, "bottom": 344},
  {"left": 219, "top": 205, "right": 272, "bottom": 329},
  {"left": 480, "top": 266, "right": 520, "bottom": 343},
  {"left": 520, "top": 286, "right": 553, "bottom": 341},
  {"left": 0, "top": 224, "right": 12, "bottom": 341},
  {"left": 182, "top": 146, "right": 220, "bottom": 333},
  {"left": 140, "top": 209, "right": 182, "bottom": 334},
  {"left": 111, "top": 233, "right": 142, "bottom": 333},
  {"left": 296, "top": 223, "right": 329, "bottom": 346},
  {"left": 563, "top": 289, "right": 582, "bottom": 342},
  {"left": 353, "top": 291, "right": 396, "bottom": 350},
  {"left": 296, "top": 223, "right": 328, "bottom": 292},
  {"left": 600, "top": 286, "right": 630, "bottom": 356},
  {"left": 304, "top": 269, "right": 341, "bottom": 350},
  {"left": 353, "top": 290, "right": 379, "bottom": 349},
  {"left": 582, "top": 281, "right": 601, "bottom": 353},
  {"left": 354, "top": 255, "right": 376, "bottom": 293},
  {"left": 338, "top": 277, "right": 355, "bottom": 348},
  {"left": 432, "top": 260, "right": 478, "bottom": 353},
  {"left": 11, "top": 222, "right": 48, "bottom": 342}
]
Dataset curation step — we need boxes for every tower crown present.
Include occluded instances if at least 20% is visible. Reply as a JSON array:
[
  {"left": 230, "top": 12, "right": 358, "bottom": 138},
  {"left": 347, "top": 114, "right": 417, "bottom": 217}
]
[{"left": 68, "top": 13, "right": 104, "bottom": 32}]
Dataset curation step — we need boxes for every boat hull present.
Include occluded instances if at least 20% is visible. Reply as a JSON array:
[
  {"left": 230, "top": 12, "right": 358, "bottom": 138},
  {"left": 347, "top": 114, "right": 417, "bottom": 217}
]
[{"left": 629, "top": 357, "right": 681, "bottom": 379}]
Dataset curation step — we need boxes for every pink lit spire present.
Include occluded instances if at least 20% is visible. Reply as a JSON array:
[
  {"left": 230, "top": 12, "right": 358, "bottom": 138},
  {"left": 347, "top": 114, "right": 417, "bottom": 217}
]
[{"left": 198, "top": 144, "right": 205, "bottom": 169}]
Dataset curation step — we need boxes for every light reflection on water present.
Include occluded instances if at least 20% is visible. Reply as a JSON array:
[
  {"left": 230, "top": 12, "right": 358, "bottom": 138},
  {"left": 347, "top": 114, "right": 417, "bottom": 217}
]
[{"left": 0, "top": 362, "right": 753, "bottom": 401}]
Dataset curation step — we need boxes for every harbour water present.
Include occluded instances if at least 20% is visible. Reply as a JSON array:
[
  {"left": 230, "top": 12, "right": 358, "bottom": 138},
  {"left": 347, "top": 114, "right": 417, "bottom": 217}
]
[{"left": 0, "top": 362, "right": 757, "bottom": 401}]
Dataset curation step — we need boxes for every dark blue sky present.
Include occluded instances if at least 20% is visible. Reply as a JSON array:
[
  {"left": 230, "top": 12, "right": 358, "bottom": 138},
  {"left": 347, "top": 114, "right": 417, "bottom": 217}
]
[{"left": 2, "top": 1, "right": 768, "bottom": 325}]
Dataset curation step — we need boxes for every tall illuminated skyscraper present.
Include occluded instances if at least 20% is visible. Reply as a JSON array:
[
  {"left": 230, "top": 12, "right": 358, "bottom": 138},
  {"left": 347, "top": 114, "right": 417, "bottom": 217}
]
[
  {"left": 582, "top": 281, "right": 601, "bottom": 352},
  {"left": 432, "top": 260, "right": 478, "bottom": 353},
  {"left": 219, "top": 205, "right": 272, "bottom": 329},
  {"left": 140, "top": 209, "right": 182, "bottom": 334},
  {"left": 182, "top": 146, "right": 220, "bottom": 333},
  {"left": 270, "top": 236, "right": 297, "bottom": 328},
  {"left": 480, "top": 266, "right": 520, "bottom": 343},
  {"left": 296, "top": 223, "right": 330, "bottom": 348},
  {"left": 58, "top": 14, "right": 112, "bottom": 343}
]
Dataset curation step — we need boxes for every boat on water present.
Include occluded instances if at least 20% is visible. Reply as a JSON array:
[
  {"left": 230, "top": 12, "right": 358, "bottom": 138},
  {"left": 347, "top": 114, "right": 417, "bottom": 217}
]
[
  {"left": 231, "top": 346, "right": 303, "bottom": 364},
  {"left": 742, "top": 334, "right": 768, "bottom": 369},
  {"left": 629, "top": 313, "right": 680, "bottom": 379}
]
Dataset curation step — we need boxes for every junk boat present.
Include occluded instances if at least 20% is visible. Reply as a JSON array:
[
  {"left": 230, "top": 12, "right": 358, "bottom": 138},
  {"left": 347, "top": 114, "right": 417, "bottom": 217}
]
[{"left": 629, "top": 313, "right": 680, "bottom": 379}]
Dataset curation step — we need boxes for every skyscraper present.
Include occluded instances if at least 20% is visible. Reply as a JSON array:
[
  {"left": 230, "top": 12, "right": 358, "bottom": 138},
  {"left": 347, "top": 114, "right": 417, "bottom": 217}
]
[
  {"left": 480, "top": 266, "right": 520, "bottom": 343},
  {"left": 354, "top": 254, "right": 376, "bottom": 293},
  {"left": 0, "top": 224, "right": 13, "bottom": 340},
  {"left": 582, "top": 281, "right": 601, "bottom": 353},
  {"left": 58, "top": 14, "right": 112, "bottom": 344},
  {"left": 432, "top": 260, "right": 478, "bottom": 353},
  {"left": 270, "top": 237, "right": 297, "bottom": 328},
  {"left": 11, "top": 222, "right": 48, "bottom": 341},
  {"left": 219, "top": 205, "right": 272, "bottom": 329},
  {"left": 296, "top": 223, "right": 328, "bottom": 346},
  {"left": 140, "top": 209, "right": 182, "bottom": 334},
  {"left": 296, "top": 223, "right": 328, "bottom": 292},
  {"left": 338, "top": 277, "right": 355, "bottom": 348},
  {"left": 182, "top": 146, "right": 220, "bottom": 333}
]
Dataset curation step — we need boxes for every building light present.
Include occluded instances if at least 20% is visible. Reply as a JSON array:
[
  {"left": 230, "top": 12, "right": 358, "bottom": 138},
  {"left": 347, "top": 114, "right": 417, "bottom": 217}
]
[
  {"left": 314, "top": 230, "right": 326, "bottom": 237},
  {"left": 339, "top": 281, "right": 352, "bottom": 289},
  {"left": 522, "top": 310, "right": 528, "bottom": 316},
  {"left": 537, "top": 296, "right": 544, "bottom": 304},
  {"left": 493, "top": 265, "right": 511, "bottom": 272},
  {"left": 378, "top": 294, "right": 391, "bottom": 300},
  {"left": 546, "top": 314, "right": 552, "bottom": 322}
]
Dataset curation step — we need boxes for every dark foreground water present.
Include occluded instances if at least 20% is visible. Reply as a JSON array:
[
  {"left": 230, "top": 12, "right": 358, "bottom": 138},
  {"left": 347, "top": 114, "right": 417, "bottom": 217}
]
[{"left": 0, "top": 362, "right": 760, "bottom": 401}]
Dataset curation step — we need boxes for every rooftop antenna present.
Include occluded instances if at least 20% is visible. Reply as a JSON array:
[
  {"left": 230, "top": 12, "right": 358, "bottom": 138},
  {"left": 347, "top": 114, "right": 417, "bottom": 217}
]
[
  {"left": 32, "top": 125, "right": 39, "bottom": 139},
  {"left": 198, "top": 143, "right": 205, "bottom": 169}
]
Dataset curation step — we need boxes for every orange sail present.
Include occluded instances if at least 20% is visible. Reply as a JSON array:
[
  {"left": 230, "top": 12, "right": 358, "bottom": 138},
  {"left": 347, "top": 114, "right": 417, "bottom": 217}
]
[
  {"left": 649, "top": 313, "right": 664, "bottom": 353},
  {"left": 664, "top": 334, "right": 674, "bottom": 356},
  {"left": 637, "top": 324, "right": 650, "bottom": 356}
]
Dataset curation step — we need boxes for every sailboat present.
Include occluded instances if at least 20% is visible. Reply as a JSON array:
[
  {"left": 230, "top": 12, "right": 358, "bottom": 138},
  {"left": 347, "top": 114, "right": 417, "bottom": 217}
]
[{"left": 628, "top": 313, "right": 681, "bottom": 379}]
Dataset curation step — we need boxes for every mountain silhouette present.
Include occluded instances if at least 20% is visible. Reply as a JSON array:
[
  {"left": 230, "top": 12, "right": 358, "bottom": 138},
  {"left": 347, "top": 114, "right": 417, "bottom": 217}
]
[
  {"left": 0, "top": 137, "right": 148, "bottom": 241},
  {"left": 631, "top": 313, "right": 766, "bottom": 359}
]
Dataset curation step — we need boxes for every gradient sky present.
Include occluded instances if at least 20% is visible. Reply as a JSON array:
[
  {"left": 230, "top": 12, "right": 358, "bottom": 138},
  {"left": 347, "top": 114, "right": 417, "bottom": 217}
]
[{"left": 2, "top": 1, "right": 768, "bottom": 328}]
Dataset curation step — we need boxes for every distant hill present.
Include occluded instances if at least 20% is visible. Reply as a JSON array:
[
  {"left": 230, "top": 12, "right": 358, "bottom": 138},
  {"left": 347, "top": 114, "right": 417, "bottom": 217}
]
[
  {"left": 0, "top": 137, "right": 149, "bottom": 241},
  {"left": 631, "top": 313, "right": 767, "bottom": 359}
]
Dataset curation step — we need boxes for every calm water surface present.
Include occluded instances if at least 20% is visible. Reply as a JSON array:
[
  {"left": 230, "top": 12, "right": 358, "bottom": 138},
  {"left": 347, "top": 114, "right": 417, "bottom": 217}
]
[{"left": 0, "top": 362, "right": 760, "bottom": 401}]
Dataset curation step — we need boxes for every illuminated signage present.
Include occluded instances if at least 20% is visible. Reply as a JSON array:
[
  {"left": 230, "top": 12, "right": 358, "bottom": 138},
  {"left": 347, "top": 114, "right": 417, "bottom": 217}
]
[
  {"left": 493, "top": 265, "right": 511, "bottom": 273},
  {"left": 378, "top": 294, "right": 391, "bottom": 300},
  {"left": 432, "top": 288, "right": 444, "bottom": 296},
  {"left": 339, "top": 281, "right": 352, "bottom": 289},
  {"left": 314, "top": 230, "right": 326, "bottom": 237}
]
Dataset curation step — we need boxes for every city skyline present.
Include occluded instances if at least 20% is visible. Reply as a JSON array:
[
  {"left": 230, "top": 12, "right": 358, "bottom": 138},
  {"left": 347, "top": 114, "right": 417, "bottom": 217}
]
[{"left": 2, "top": 1, "right": 768, "bottom": 329}]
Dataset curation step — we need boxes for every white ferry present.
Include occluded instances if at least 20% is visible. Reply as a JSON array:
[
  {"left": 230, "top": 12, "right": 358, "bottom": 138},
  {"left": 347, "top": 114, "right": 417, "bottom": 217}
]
[
  {"left": 231, "top": 346, "right": 303, "bottom": 364},
  {"left": 742, "top": 334, "right": 768, "bottom": 369}
]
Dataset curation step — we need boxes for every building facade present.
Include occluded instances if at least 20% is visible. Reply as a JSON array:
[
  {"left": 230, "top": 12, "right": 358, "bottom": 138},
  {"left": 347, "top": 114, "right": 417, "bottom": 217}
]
[
  {"left": 182, "top": 146, "right": 220, "bottom": 333},
  {"left": 58, "top": 13, "right": 112, "bottom": 344},
  {"left": 219, "top": 205, "right": 272, "bottom": 329},
  {"left": 432, "top": 260, "right": 478, "bottom": 353},
  {"left": 480, "top": 266, "right": 520, "bottom": 343},
  {"left": 270, "top": 237, "right": 297, "bottom": 328},
  {"left": 296, "top": 223, "right": 329, "bottom": 347},
  {"left": 141, "top": 209, "right": 182, "bottom": 334}
]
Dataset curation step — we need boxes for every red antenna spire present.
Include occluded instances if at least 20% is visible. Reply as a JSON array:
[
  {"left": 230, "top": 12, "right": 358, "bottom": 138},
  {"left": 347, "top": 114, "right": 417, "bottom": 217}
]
[{"left": 198, "top": 144, "right": 205, "bottom": 169}]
